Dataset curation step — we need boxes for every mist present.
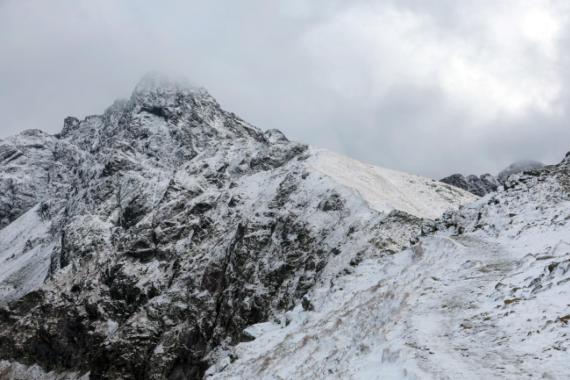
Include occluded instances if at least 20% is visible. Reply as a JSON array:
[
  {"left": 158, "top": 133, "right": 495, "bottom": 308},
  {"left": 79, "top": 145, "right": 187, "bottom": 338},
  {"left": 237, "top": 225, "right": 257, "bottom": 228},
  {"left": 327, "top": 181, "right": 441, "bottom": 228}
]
[{"left": 1, "top": 0, "right": 569, "bottom": 178}]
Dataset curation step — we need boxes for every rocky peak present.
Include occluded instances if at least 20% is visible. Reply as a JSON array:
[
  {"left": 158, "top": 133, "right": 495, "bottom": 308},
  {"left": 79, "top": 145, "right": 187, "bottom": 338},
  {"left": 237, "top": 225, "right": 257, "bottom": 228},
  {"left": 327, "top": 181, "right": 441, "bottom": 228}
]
[
  {"left": 497, "top": 160, "right": 544, "bottom": 183},
  {"left": 441, "top": 159, "right": 546, "bottom": 197},
  {"left": 130, "top": 73, "right": 213, "bottom": 120},
  {"left": 58, "top": 116, "right": 81, "bottom": 138},
  {"left": 51, "top": 74, "right": 286, "bottom": 180},
  {"left": 440, "top": 173, "right": 499, "bottom": 197}
]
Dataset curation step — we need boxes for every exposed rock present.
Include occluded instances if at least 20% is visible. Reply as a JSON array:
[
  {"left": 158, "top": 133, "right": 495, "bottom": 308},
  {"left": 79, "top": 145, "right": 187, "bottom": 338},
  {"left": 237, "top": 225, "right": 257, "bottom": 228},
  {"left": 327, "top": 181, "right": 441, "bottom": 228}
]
[
  {"left": 497, "top": 160, "right": 544, "bottom": 183},
  {"left": 441, "top": 173, "right": 499, "bottom": 196},
  {"left": 441, "top": 160, "right": 545, "bottom": 197}
]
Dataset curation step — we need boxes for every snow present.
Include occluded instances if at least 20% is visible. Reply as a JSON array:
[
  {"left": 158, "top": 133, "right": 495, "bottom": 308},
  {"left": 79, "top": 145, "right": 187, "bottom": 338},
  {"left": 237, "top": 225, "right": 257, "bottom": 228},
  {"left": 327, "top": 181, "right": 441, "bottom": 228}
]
[
  {"left": 207, "top": 171, "right": 570, "bottom": 379},
  {"left": 0, "top": 204, "right": 53, "bottom": 302},
  {"left": 0, "top": 360, "right": 89, "bottom": 380},
  {"left": 308, "top": 149, "right": 477, "bottom": 219},
  {"left": 208, "top": 230, "right": 570, "bottom": 379}
]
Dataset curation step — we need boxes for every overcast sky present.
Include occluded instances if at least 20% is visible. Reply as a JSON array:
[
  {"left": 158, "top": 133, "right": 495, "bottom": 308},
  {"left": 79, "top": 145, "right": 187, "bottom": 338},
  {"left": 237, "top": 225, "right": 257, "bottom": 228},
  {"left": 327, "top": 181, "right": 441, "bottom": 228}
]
[{"left": 1, "top": 0, "right": 569, "bottom": 178}]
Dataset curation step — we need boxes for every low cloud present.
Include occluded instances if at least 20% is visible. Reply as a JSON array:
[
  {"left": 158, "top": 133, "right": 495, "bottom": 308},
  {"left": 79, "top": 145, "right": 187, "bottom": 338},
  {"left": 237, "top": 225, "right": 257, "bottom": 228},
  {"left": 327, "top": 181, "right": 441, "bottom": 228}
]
[{"left": 1, "top": 0, "right": 569, "bottom": 177}]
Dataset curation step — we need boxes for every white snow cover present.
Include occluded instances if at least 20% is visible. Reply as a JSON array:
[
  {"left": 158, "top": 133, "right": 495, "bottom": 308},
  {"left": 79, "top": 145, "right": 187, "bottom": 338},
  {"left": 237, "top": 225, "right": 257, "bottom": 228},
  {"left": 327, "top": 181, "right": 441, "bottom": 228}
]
[
  {"left": 0, "top": 147, "right": 475, "bottom": 306},
  {"left": 207, "top": 173, "right": 570, "bottom": 379},
  {"left": 308, "top": 149, "right": 476, "bottom": 219},
  {"left": 0, "top": 205, "right": 53, "bottom": 301}
]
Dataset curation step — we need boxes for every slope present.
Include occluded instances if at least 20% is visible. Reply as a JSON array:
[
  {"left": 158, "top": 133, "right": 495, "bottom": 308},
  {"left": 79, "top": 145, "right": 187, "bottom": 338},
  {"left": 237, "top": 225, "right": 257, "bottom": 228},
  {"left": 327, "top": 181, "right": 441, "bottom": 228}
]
[{"left": 207, "top": 153, "right": 570, "bottom": 379}]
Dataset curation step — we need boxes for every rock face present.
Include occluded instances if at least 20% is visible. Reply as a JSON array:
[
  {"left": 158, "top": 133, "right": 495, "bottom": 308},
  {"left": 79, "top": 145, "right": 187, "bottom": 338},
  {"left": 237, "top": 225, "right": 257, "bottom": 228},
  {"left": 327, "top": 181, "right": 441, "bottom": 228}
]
[
  {"left": 0, "top": 74, "right": 475, "bottom": 379},
  {"left": 0, "top": 129, "right": 77, "bottom": 230},
  {"left": 497, "top": 160, "right": 544, "bottom": 183},
  {"left": 440, "top": 173, "right": 500, "bottom": 196},
  {"left": 441, "top": 160, "right": 545, "bottom": 197}
]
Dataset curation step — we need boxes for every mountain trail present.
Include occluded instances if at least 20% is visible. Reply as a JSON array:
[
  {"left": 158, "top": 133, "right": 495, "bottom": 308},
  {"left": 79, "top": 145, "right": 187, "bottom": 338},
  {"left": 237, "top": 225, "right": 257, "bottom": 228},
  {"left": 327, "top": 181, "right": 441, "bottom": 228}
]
[{"left": 402, "top": 235, "right": 529, "bottom": 379}]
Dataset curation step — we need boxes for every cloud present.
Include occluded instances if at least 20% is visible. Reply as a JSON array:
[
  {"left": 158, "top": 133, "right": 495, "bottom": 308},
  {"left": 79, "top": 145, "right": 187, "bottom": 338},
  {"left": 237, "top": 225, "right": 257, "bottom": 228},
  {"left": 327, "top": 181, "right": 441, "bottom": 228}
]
[
  {"left": 1, "top": 0, "right": 569, "bottom": 178},
  {"left": 303, "top": 1, "right": 564, "bottom": 119}
]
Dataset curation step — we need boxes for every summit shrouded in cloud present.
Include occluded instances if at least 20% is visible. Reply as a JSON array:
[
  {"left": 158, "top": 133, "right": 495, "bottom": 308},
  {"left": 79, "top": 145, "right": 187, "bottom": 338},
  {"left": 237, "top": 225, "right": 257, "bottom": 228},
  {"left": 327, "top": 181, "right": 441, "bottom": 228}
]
[
  {"left": 1, "top": 72, "right": 570, "bottom": 380},
  {"left": 2, "top": 3, "right": 570, "bottom": 379},
  {"left": 1, "top": 0, "right": 570, "bottom": 178}
]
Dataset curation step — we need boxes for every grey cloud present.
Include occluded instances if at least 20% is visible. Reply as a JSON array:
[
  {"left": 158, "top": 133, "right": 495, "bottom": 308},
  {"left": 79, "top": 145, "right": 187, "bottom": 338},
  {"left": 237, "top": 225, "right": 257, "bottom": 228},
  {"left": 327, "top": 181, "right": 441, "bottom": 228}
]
[{"left": 1, "top": 0, "right": 569, "bottom": 178}]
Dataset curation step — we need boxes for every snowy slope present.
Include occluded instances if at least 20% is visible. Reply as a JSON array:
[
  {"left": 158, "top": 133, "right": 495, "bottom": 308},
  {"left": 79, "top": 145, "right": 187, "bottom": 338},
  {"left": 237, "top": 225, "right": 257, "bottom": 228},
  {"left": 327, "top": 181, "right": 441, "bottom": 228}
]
[
  {"left": 207, "top": 156, "right": 570, "bottom": 380},
  {"left": 207, "top": 232, "right": 570, "bottom": 379},
  {"left": 0, "top": 117, "right": 475, "bottom": 312},
  {"left": 0, "top": 204, "right": 54, "bottom": 302},
  {"left": 0, "top": 146, "right": 474, "bottom": 317},
  {"left": 308, "top": 149, "right": 475, "bottom": 219}
]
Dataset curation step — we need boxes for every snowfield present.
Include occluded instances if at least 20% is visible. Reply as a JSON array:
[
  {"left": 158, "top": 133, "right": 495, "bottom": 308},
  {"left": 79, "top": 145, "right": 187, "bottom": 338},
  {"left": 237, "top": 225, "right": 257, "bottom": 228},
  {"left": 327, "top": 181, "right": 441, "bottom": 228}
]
[{"left": 308, "top": 149, "right": 476, "bottom": 219}]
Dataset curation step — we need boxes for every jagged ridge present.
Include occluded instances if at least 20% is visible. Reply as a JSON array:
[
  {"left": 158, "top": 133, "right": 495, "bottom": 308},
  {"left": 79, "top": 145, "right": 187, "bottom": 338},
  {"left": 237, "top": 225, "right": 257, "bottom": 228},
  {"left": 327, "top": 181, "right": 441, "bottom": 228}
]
[{"left": 441, "top": 160, "right": 545, "bottom": 197}]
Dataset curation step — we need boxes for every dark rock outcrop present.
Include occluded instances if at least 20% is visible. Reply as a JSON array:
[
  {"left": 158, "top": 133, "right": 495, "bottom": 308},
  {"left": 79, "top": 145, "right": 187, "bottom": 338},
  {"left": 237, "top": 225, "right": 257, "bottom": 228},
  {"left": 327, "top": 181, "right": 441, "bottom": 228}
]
[
  {"left": 497, "top": 160, "right": 544, "bottom": 183},
  {"left": 441, "top": 160, "right": 546, "bottom": 197},
  {"left": 440, "top": 173, "right": 499, "bottom": 197}
]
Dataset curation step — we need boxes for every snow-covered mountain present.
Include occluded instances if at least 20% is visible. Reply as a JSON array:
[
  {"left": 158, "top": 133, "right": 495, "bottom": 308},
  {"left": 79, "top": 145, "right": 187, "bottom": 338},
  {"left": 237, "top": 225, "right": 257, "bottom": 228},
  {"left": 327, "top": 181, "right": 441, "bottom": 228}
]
[
  {"left": 497, "top": 160, "right": 545, "bottom": 183},
  {"left": 440, "top": 172, "right": 500, "bottom": 197},
  {"left": 441, "top": 160, "right": 545, "bottom": 197},
  {"left": 2, "top": 75, "right": 569, "bottom": 380},
  {"left": 0, "top": 74, "right": 476, "bottom": 379}
]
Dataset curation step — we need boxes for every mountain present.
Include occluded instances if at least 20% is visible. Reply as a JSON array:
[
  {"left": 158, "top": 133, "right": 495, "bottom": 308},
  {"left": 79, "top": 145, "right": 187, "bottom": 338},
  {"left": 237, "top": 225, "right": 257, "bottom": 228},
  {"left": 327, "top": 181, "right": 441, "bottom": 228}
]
[
  {"left": 440, "top": 173, "right": 500, "bottom": 197},
  {"left": 441, "top": 160, "right": 545, "bottom": 197},
  {"left": 0, "top": 74, "right": 476, "bottom": 379},
  {"left": 497, "top": 160, "right": 545, "bottom": 183},
  {"left": 206, "top": 153, "right": 570, "bottom": 380}
]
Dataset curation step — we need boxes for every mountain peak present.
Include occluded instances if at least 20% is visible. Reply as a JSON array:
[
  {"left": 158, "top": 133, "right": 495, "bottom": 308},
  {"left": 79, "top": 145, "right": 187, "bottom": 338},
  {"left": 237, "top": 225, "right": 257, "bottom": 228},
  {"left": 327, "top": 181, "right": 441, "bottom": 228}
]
[
  {"left": 128, "top": 72, "right": 216, "bottom": 122},
  {"left": 497, "top": 160, "right": 544, "bottom": 183}
]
